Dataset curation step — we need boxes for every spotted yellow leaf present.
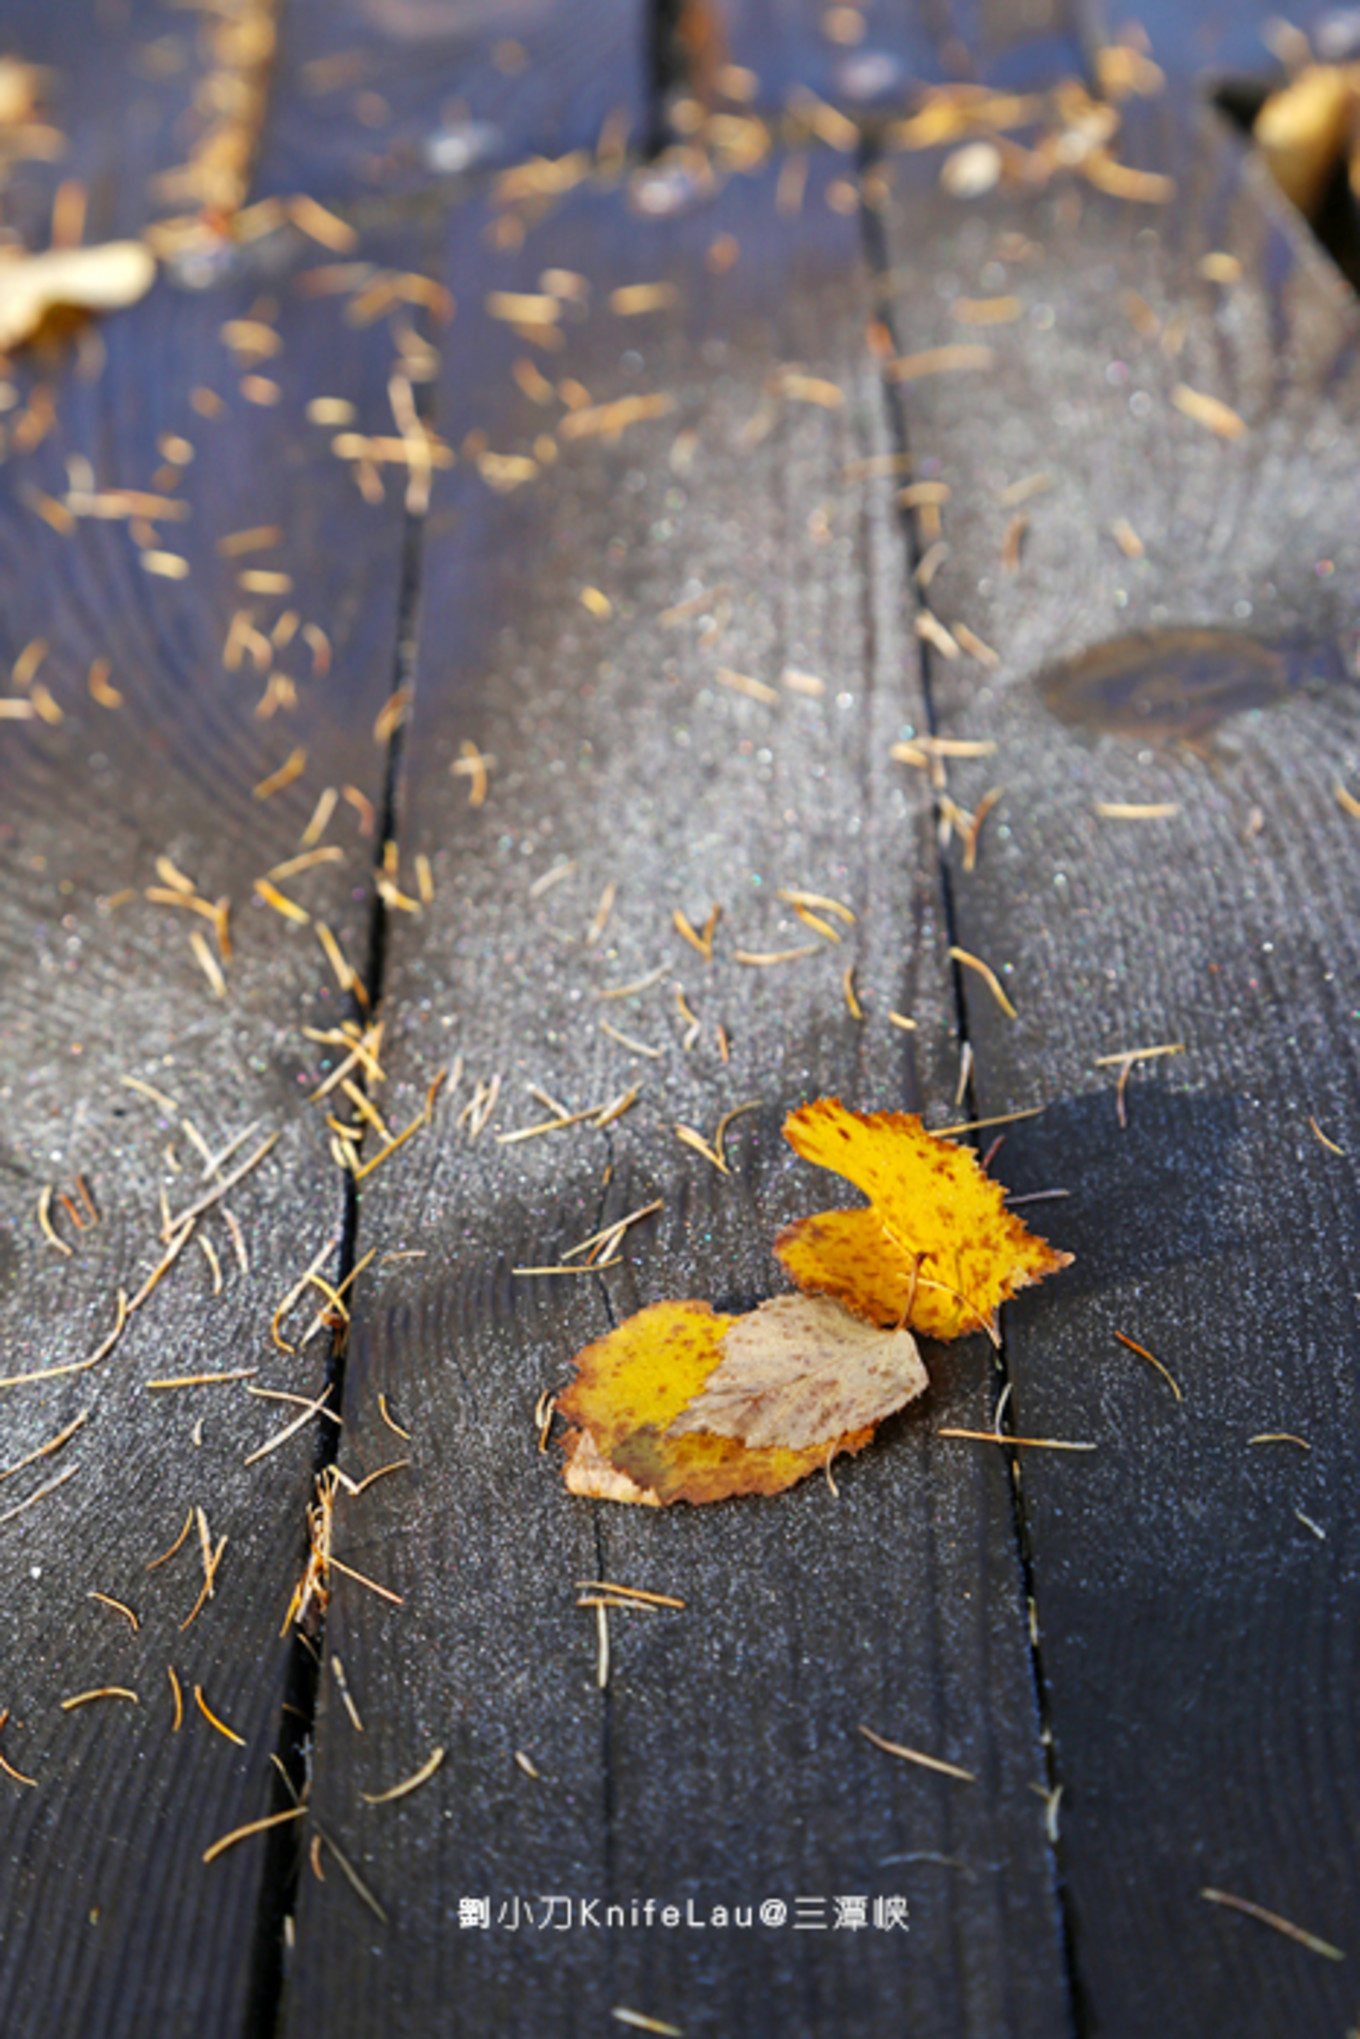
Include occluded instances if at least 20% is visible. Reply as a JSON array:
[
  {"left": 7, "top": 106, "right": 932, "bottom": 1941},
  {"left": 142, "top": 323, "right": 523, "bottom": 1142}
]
[
  {"left": 558, "top": 1297, "right": 882, "bottom": 1506},
  {"left": 775, "top": 1097, "right": 1071, "bottom": 1339}
]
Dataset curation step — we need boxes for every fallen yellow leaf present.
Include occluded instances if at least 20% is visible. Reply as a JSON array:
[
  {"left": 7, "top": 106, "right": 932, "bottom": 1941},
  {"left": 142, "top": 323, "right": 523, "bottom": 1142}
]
[
  {"left": 775, "top": 1098, "right": 1071, "bottom": 1340},
  {"left": 0, "top": 241, "right": 156, "bottom": 352},
  {"left": 558, "top": 1298, "right": 880, "bottom": 1506}
]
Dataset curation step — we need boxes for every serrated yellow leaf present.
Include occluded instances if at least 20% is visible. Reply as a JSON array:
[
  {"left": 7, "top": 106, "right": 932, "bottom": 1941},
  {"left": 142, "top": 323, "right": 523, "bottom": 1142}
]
[{"left": 775, "top": 1098, "right": 1071, "bottom": 1339}]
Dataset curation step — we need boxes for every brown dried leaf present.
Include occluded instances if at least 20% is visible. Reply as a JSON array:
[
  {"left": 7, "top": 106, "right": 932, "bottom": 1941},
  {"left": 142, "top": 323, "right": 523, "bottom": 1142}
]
[
  {"left": 558, "top": 1298, "right": 878, "bottom": 1506},
  {"left": 668, "top": 1294, "right": 926, "bottom": 1450}
]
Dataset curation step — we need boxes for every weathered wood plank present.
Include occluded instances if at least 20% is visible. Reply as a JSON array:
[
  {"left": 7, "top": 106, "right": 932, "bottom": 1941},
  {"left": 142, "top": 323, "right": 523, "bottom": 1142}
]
[
  {"left": 283, "top": 154, "right": 1072, "bottom": 2037},
  {"left": 1115, "top": 3, "right": 1287, "bottom": 87},
  {"left": 251, "top": 0, "right": 649, "bottom": 202},
  {"left": 694, "top": 0, "right": 1088, "bottom": 114},
  {"left": 0, "top": 229, "right": 431, "bottom": 2037},
  {"left": 878, "top": 103, "right": 1360, "bottom": 2036},
  {"left": 685, "top": 0, "right": 936, "bottom": 111},
  {"left": 934, "top": 0, "right": 1091, "bottom": 88},
  {"left": 0, "top": 0, "right": 250, "bottom": 248}
]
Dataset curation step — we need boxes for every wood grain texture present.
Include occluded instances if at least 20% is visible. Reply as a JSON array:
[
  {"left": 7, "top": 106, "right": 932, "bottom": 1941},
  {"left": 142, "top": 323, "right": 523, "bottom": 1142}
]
[
  {"left": 700, "top": 0, "right": 1089, "bottom": 114},
  {"left": 251, "top": 0, "right": 648, "bottom": 202},
  {"left": 1112, "top": 3, "right": 1289, "bottom": 87},
  {"left": 281, "top": 155, "right": 1073, "bottom": 2037},
  {"left": 0, "top": 0, "right": 237, "bottom": 248},
  {"left": 0, "top": 226, "right": 432, "bottom": 2038},
  {"left": 879, "top": 104, "right": 1360, "bottom": 2038}
]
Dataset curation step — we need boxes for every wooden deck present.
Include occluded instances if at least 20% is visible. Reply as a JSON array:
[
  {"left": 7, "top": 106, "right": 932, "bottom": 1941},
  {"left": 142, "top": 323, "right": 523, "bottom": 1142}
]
[{"left": 1, "top": 6, "right": 1356, "bottom": 2036}]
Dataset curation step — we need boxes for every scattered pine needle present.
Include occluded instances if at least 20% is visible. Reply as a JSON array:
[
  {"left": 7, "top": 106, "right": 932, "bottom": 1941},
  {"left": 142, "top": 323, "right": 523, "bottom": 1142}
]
[
  {"left": 858, "top": 1725, "right": 975, "bottom": 1782},
  {"left": 600, "top": 1019, "right": 664, "bottom": 1059},
  {"left": 452, "top": 739, "right": 492, "bottom": 806},
  {"left": 1248, "top": 1433, "right": 1311, "bottom": 1451},
  {"left": 585, "top": 881, "right": 617, "bottom": 947},
  {"left": 254, "top": 878, "right": 309, "bottom": 925},
  {"left": 938, "top": 1429, "right": 1096, "bottom": 1451},
  {"left": 0, "top": 1711, "right": 36, "bottom": 1787},
  {"left": 89, "top": 1592, "right": 140, "bottom": 1632},
  {"left": 1171, "top": 385, "right": 1246, "bottom": 440},
  {"left": 253, "top": 748, "right": 307, "bottom": 801},
  {"left": 513, "top": 1258, "right": 623, "bottom": 1276},
  {"left": 673, "top": 905, "right": 720, "bottom": 960},
  {"left": 529, "top": 859, "right": 576, "bottom": 898},
  {"left": 147, "top": 1509, "right": 195, "bottom": 1571},
  {"left": 1094, "top": 802, "right": 1181, "bottom": 820},
  {"left": 0, "top": 1289, "right": 128, "bottom": 1390},
  {"left": 148, "top": 1368, "right": 258, "bottom": 1390},
  {"left": 612, "top": 2012, "right": 684, "bottom": 2037},
  {"left": 1094, "top": 1045, "right": 1186, "bottom": 1068},
  {"left": 1200, "top": 1888, "right": 1344, "bottom": 1961},
  {"left": 577, "top": 1580, "right": 686, "bottom": 1609},
  {"left": 792, "top": 903, "right": 840, "bottom": 943},
  {"left": 776, "top": 887, "right": 854, "bottom": 923},
  {"left": 119, "top": 1074, "right": 180, "bottom": 1113},
  {"left": 0, "top": 1408, "right": 88, "bottom": 1483},
  {"left": 1309, "top": 1117, "right": 1344, "bottom": 1155},
  {"left": 560, "top": 1199, "right": 662, "bottom": 1265},
  {"left": 935, "top": 1106, "right": 1042, "bottom": 1137},
  {"left": 674, "top": 1123, "right": 724, "bottom": 1171},
  {"left": 0, "top": 1463, "right": 80, "bottom": 1524},
  {"left": 313, "top": 1824, "right": 389, "bottom": 1921},
  {"left": 718, "top": 667, "right": 778, "bottom": 705},
  {"left": 244, "top": 1391, "right": 334, "bottom": 1467},
  {"left": 327, "top": 1555, "right": 404, "bottom": 1606},
  {"left": 203, "top": 1805, "right": 306, "bottom": 1866},
  {"left": 336, "top": 1459, "right": 410, "bottom": 1499},
  {"left": 161, "top": 1132, "right": 279, "bottom": 1242},
  {"left": 948, "top": 945, "right": 1016, "bottom": 1018},
  {"left": 378, "top": 1394, "right": 410, "bottom": 1440},
  {"left": 734, "top": 945, "right": 820, "bottom": 967},
  {"left": 352, "top": 1070, "right": 447, "bottom": 1183},
  {"left": 195, "top": 1684, "right": 246, "bottom": 1746},
  {"left": 1113, "top": 1330, "right": 1182, "bottom": 1402},
  {"left": 360, "top": 1745, "right": 445, "bottom": 1804},
  {"left": 179, "top": 1536, "right": 227, "bottom": 1630},
  {"left": 598, "top": 966, "right": 667, "bottom": 1000},
  {"left": 61, "top": 1687, "right": 139, "bottom": 1710},
  {"left": 1096, "top": 1043, "right": 1185, "bottom": 1128},
  {"left": 962, "top": 787, "right": 1004, "bottom": 872},
  {"left": 713, "top": 1100, "right": 760, "bottom": 1167},
  {"left": 37, "top": 1185, "right": 72, "bottom": 1256}
]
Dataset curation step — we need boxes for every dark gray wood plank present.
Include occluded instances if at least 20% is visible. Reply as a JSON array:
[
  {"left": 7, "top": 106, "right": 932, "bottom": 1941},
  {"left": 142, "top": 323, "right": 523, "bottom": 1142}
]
[
  {"left": 0, "top": 226, "right": 431, "bottom": 2037},
  {"left": 935, "top": 0, "right": 1091, "bottom": 89},
  {"left": 686, "top": 0, "right": 938, "bottom": 112},
  {"left": 696, "top": 0, "right": 1088, "bottom": 114},
  {"left": 1109, "top": 4, "right": 1289, "bottom": 86},
  {"left": 285, "top": 153, "right": 1072, "bottom": 2038},
  {"left": 251, "top": 0, "right": 648, "bottom": 203},
  {"left": 878, "top": 101, "right": 1360, "bottom": 2038},
  {"left": 0, "top": 0, "right": 241, "bottom": 248}
]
